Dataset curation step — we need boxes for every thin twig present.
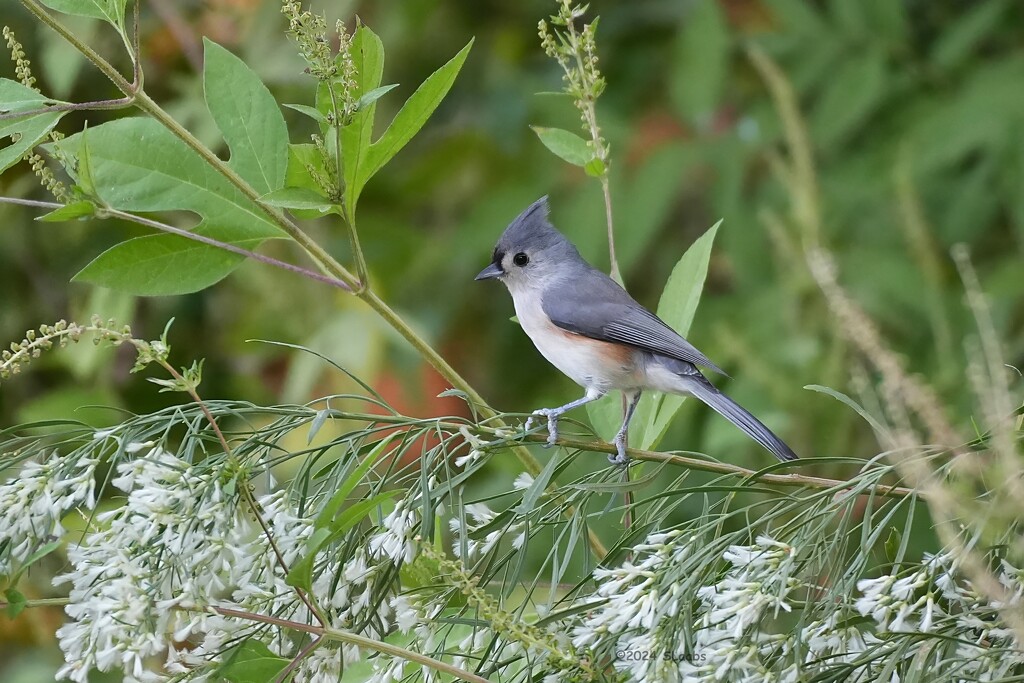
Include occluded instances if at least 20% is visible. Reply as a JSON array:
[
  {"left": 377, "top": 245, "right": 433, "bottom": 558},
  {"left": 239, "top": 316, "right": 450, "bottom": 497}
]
[
  {"left": 0, "top": 197, "right": 352, "bottom": 291},
  {"left": 274, "top": 635, "right": 323, "bottom": 683},
  {"left": 313, "top": 409, "right": 920, "bottom": 499}
]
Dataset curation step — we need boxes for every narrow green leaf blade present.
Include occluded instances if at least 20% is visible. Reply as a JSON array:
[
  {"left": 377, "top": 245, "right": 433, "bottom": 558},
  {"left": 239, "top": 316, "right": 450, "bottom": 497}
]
[
  {"left": 362, "top": 38, "right": 473, "bottom": 182},
  {"left": 531, "top": 126, "right": 593, "bottom": 167},
  {"left": 314, "top": 435, "right": 395, "bottom": 528},
  {"left": 203, "top": 39, "right": 288, "bottom": 194}
]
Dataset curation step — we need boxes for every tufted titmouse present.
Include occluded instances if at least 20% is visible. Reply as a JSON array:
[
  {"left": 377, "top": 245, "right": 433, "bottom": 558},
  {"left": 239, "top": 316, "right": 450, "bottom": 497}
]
[{"left": 475, "top": 197, "right": 798, "bottom": 466}]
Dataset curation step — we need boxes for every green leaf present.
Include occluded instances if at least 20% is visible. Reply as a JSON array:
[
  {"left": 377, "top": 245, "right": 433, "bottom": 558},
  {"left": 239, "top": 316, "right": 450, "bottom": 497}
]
[
  {"left": 531, "top": 126, "right": 593, "bottom": 167},
  {"left": 670, "top": 0, "right": 730, "bottom": 127},
  {"left": 930, "top": 0, "right": 1009, "bottom": 71},
  {"left": 3, "top": 587, "right": 26, "bottom": 619},
  {"left": 261, "top": 187, "right": 335, "bottom": 212},
  {"left": 287, "top": 490, "right": 399, "bottom": 590},
  {"left": 356, "top": 83, "right": 399, "bottom": 111},
  {"left": 53, "top": 118, "right": 284, "bottom": 294},
  {"left": 287, "top": 437, "right": 396, "bottom": 590},
  {"left": 36, "top": 200, "right": 95, "bottom": 222},
  {"left": 283, "top": 102, "right": 327, "bottom": 123},
  {"left": 515, "top": 451, "right": 561, "bottom": 515},
  {"left": 638, "top": 221, "right": 721, "bottom": 450},
  {"left": 585, "top": 222, "right": 721, "bottom": 446},
  {"left": 217, "top": 639, "right": 290, "bottom": 683},
  {"left": 804, "top": 384, "right": 891, "bottom": 440},
  {"left": 74, "top": 224, "right": 261, "bottom": 296},
  {"left": 0, "top": 79, "right": 67, "bottom": 173},
  {"left": 360, "top": 38, "right": 473, "bottom": 188},
  {"left": 810, "top": 48, "right": 888, "bottom": 151},
  {"left": 314, "top": 436, "right": 395, "bottom": 528},
  {"left": 203, "top": 39, "right": 288, "bottom": 194},
  {"left": 337, "top": 25, "right": 386, "bottom": 221},
  {"left": 584, "top": 157, "right": 606, "bottom": 178},
  {"left": 38, "top": 0, "right": 126, "bottom": 30}
]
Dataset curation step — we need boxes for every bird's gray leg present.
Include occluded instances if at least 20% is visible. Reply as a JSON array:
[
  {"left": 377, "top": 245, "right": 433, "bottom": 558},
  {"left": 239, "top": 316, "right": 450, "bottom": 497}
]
[
  {"left": 610, "top": 390, "right": 642, "bottom": 466},
  {"left": 525, "top": 387, "right": 605, "bottom": 446}
]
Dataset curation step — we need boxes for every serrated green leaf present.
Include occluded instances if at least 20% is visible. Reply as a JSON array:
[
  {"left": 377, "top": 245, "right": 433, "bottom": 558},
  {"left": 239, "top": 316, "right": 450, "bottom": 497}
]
[
  {"left": 53, "top": 118, "right": 284, "bottom": 294},
  {"left": 0, "top": 79, "right": 67, "bottom": 174},
  {"left": 261, "top": 187, "right": 334, "bottom": 212},
  {"left": 531, "top": 126, "right": 592, "bottom": 167},
  {"left": 670, "top": 0, "right": 730, "bottom": 127},
  {"left": 203, "top": 39, "right": 288, "bottom": 194},
  {"left": 217, "top": 639, "right": 290, "bottom": 683},
  {"left": 37, "top": 200, "right": 95, "bottom": 222},
  {"left": 38, "top": 0, "right": 126, "bottom": 30},
  {"left": 361, "top": 38, "right": 473, "bottom": 186}
]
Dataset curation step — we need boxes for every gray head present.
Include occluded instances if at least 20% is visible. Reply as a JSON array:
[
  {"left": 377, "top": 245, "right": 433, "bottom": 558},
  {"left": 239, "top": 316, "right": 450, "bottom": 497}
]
[{"left": 474, "top": 197, "right": 584, "bottom": 291}]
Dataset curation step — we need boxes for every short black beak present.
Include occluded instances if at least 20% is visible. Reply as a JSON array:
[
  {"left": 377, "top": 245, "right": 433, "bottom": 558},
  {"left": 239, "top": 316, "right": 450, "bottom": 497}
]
[{"left": 475, "top": 262, "right": 504, "bottom": 281}]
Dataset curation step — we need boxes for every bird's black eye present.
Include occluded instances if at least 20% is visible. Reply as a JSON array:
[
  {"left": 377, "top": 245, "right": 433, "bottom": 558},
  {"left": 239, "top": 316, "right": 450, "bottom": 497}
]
[{"left": 513, "top": 252, "right": 529, "bottom": 267}]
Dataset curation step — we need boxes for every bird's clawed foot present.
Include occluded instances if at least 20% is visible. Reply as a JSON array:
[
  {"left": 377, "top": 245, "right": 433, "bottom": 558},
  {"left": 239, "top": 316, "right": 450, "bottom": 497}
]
[
  {"left": 609, "top": 432, "right": 630, "bottom": 467},
  {"left": 525, "top": 408, "right": 561, "bottom": 446}
]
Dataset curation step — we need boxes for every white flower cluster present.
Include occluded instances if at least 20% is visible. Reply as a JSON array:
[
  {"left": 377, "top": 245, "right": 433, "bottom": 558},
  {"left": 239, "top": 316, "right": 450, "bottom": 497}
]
[
  {"left": 55, "top": 447, "right": 247, "bottom": 682},
  {"left": 850, "top": 551, "right": 1024, "bottom": 680},
  {"left": 572, "top": 532, "right": 799, "bottom": 682},
  {"left": 572, "top": 529, "right": 691, "bottom": 681},
  {"left": 684, "top": 536, "right": 799, "bottom": 683},
  {"left": 39, "top": 445, "right": 409, "bottom": 682},
  {"left": 0, "top": 453, "right": 98, "bottom": 575}
]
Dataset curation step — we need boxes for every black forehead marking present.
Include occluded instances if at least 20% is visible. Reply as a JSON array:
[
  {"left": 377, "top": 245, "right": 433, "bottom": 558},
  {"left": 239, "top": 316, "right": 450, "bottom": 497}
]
[{"left": 492, "top": 247, "right": 505, "bottom": 263}]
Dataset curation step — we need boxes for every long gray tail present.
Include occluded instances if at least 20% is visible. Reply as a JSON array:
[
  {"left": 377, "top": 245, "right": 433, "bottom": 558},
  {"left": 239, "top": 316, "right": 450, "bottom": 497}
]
[{"left": 685, "top": 377, "right": 798, "bottom": 462}]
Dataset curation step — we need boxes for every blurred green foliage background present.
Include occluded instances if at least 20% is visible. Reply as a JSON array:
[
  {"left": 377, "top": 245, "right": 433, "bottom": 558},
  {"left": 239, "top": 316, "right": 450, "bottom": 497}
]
[{"left": 1, "top": 0, "right": 1023, "bottom": 677}]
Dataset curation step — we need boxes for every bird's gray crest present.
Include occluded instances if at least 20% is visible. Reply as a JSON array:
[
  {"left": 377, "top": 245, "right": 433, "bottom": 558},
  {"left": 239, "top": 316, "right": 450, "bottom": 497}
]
[{"left": 495, "top": 196, "right": 570, "bottom": 254}]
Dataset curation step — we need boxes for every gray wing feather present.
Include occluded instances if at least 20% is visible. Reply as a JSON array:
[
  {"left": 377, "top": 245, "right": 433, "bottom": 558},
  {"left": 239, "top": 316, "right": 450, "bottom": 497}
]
[{"left": 542, "top": 268, "right": 727, "bottom": 376}]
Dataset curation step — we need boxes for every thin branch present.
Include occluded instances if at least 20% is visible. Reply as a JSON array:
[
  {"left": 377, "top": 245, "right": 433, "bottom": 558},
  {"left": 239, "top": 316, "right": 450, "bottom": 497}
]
[
  {"left": 274, "top": 635, "right": 323, "bottom": 683},
  {"left": 0, "top": 197, "right": 352, "bottom": 291},
  {"left": 314, "top": 409, "right": 920, "bottom": 499}
]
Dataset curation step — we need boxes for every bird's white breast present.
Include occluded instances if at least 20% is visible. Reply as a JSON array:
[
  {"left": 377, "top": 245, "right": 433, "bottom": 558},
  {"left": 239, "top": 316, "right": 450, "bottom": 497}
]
[{"left": 510, "top": 288, "right": 639, "bottom": 392}]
